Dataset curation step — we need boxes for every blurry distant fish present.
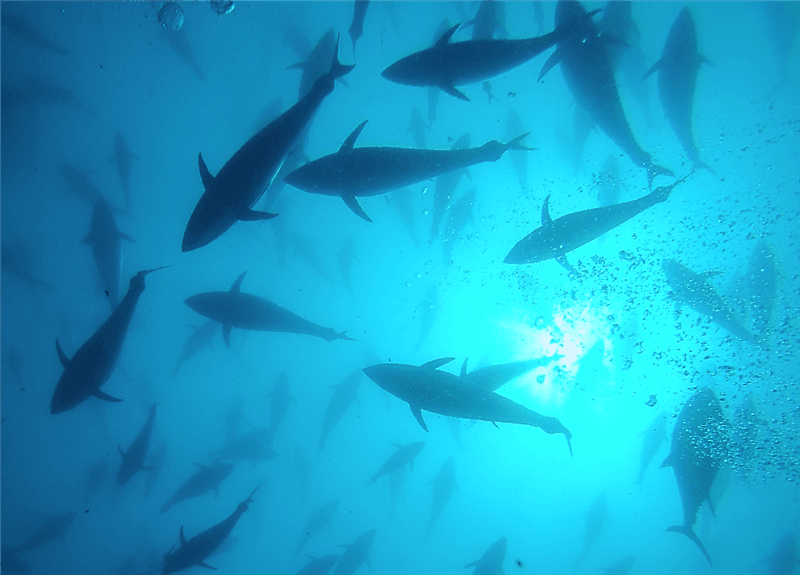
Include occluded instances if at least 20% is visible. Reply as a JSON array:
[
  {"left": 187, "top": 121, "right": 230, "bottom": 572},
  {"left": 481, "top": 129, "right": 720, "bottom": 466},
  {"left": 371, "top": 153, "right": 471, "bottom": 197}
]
[
  {"left": 382, "top": 20, "right": 571, "bottom": 101},
  {"left": 295, "top": 555, "right": 340, "bottom": 575},
  {"left": 2, "top": 79, "right": 94, "bottom": 120},
  {"left": 636, "top": 412, "right": 667, "bottom": 485},
  {"left": 287, "top": 230, "right": 336, "bottom": 285},
  {"left": 1, "top": 10, "right": 70, "bottom": 55},
  {"left": 83, "top": 455, "right": 110, "bottom": 506},
  {"left": 387, "top": 464, "right": 407, "bottom": 520},
  {"left": 265, "top": 373, "right": 297, "bottom": 444},
  {"left": 482, "top": 81, "right": 497, "bottom": 104},
  {"left": 161, "top": 461, "right": 235, "bottom": 514},
  {"left": 464, "top": 0, "right": 506, "bottom": 41},
  {"left": 318, "top": 370, "right": 362, "bottom": 451},
  {"left": 424, "top": 457, "right": 457, "bottom": 539},
  {"left": 58, "top": 165, "right": 116, "bottom": 210},
  {"left": 597, "top": 155, "right": 623, "bottom": 208},
  {"left": 162, "top": 28, "right": 205, "bottom": 80},
  {"left": 172, "top": 320, "right": 217, "bottom": 376},
  {"left": 161, "top": 486, "right": 259, "bottom": 574},
  {"left": 427, "top": 19, "right": 451, "bottom": 126},
  {"left": 540, "top": 2, "right": 673, "bottom": 187},
  {"left": 741, "top": 241, "right": 778, "bottom": 336},
  {"left": 50, "top": 267, "right": 167, "bottom": 414},
  {"left": 415, "top": 284, "right": 439, "bottom": 351},
  {"left": 506, "top": 109, "right": 528, "bottom": 189},
  {"left": 532, "top": 2, "right": 545, "bottom": 35},
  {"left": 441, "top": 188, "right": 476, "bottom": 263},
  {"left": 292, "top": 445, "right": 310, "bottom": 503},
  {"left": 662, "top": 387, "right": 728, "bottom": 565},
  {"left": 464, "top": 537, "right": 506, "bottom": 575},
  {"left": 460, "top": 353, "right": 561, "bottom": 392},
  {"left": 285, "top": 122, "right": 530, "bottom": 223},
  {"left": 288, "top": 29, "right": 343, "bottom": 101},
  {"left": 505, "top": 176, "right": 688, "bottom": 274},
  {"left": 430, "top": 133, "right": 471, "bottom": 244},
  {"left": 574, "top": 339, "right": 610, "bottom": 391},
  {"left": 764, "top": 3, "right": 800, "bottom": 95},
  {"left": 109, "top": 132, "right": 137, "bottom": 211},
  {"left": 184, "top": 272, "right": 355, "bottom": 347},
  {"left": 295, "top": 500, "right": 339, "bottom": 556},
  {"left": 333, "top": 530, "right": 375, "bottom": 575},
  {"left": 643, "top": 8, "right": 713, "bottom": 174},
  {"left": 389, "top": 189, "right": 420, "bottom": 248},
  {"left": 367, "top": 442, "right": 425, "bottom": 484},
  {"left": 730, "top": 394, "right": 762, "bottom": 480},
  {"left": 118, "top": 403, "right": 159, "bottom": 485},
  {"left": 181, "top": 38, "right": 353, "bottom": 252},
  {"left": 281, "top": 18, "right": 314, "bottom": 62},
  {"left": 663, "top": 259, "right": 761, "bottom": 345},
  {"left": 11, "top": 512, "right": 77, "bottom": 553},
  {"left": 211, "top": 429, "right": 278, "bottom": 464},
  {"left": 364, "top": 358, "right": 573, "bottom": 454},
  {"left": 84, "top": 196, "right": 134, "bottom": 310},
  {"left": 3, "top": 345, "right": 27, "bottom": 393},
  {"left": 553, "top": 103, "right": 593, "bottom": 175},
  {"left": 1, "top": 243, "right": 52, "bottom": 291},
  {"left": 572, "top": 493, "right": 607, "bottom": 568},
  {"left": 602, "top": 555, "right": 635, "bottom": 575},
  {"left": 224, "top": 394, "right": 244, "bottom": 445},
  {"left": 407, "top": 106, "right": 427, "bottom": 149},
  {"left": 0, "top": 548, "right": 29, "bottom": 573},
  {"left": 763, "top": 533, "right": 800, "bottom": 575},
  {"left": 348, "top": 0, "right": 369, "bottom": 54},
  {"left": 337, "top": 237, "right": 358, "bottom": 294},
  {"left": 143, "top": 441, "right": 168, "bottom": 498}
]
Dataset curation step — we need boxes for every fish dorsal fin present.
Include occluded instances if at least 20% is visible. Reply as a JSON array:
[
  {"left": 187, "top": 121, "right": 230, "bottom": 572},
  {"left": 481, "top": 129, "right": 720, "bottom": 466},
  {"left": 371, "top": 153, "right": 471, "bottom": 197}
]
[
  {"left": 440, "top": 84, "right": 469, "bottom": 101},
  {"left": 541, "top": 195, "right": 553, "bottom": 225},
  {"left": 421, "top": 357, "right": 454, "bottom": 370},
  {"left": 55, "top": 339, "right": 69, "bottom": 367},
  {"left": 460, "top": 358, "right": 468, "bottom": 378},
  {"left": 660, "top": 451, "right": 676, "bottom": 468},
  {"left": 339, "top": 121, "right": 369, "bottom": 152},
  {"left": 179, "top": 525, "right": 187, "bottom": 546},
  {"left": 198, "top": 153, "right": 214, "bottom": 190},
  {"left": 435, "top": 23, "right": 460, "bottom": 47},
  {"left": 231, "top": 272, "right": 247, "bottom": 293},
  {"left": 410, "top": 404, "right": 428, "bottom": 432},
  {"left": 118, "top": 231, "right": 135, "bottom": 243},
  {"left": 196, "top": 560, "right": 218, "bottom": 570},
  {"left": 118, "top": 444, "right": 126, "bottom": 458},
  {"left": 93, "top": 388, "right": 123, "bottom": 403},
  {"left": 641, "top": 59, "right": 663, "bottom": 82},
  {"left": 538, "top": 49, "right": 562, "bottom": 82}
]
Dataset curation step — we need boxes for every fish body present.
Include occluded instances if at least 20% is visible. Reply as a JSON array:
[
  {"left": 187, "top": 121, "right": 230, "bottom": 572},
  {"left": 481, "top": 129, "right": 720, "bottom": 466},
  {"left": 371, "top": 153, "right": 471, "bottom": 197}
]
[{"left": 118, "top": 403, "right": 159, "bottom": 485}]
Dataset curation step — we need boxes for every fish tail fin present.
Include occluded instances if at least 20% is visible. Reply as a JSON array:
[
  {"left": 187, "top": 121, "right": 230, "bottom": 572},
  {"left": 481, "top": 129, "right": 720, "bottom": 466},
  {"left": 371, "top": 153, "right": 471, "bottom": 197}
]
[
  {"left": 646, "top": 163, "right": 674, "bottom": 189},
  {"left": 667, "top": 525, "right": 712, "bottom": 565},
  {"left": 336, "top": 330, "right": 357, "bottom": 342},
  {"left": 505, "top": 133, "right": 536, "bottom": 152},
  {"left": 329, "top": 35, "right": 355, "bottom": 79},
  {"left": 693, "top": 159, "right": 717, "bottom": 178}
]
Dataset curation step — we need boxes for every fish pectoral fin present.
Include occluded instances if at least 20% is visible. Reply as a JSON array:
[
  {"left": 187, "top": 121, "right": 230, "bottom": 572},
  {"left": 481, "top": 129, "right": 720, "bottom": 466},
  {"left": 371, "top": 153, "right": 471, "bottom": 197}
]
[
  {"left": 538, "top": 49, "right": 562, "bottom": 82},
  {"left": 55, "top": 339, "right": 69, "bottom": 367},
  {"left": 490, "top": 421, "right": 499, "bottom": 429},
  {"left": 231, "top": 271, "right": 247, "bottom": 293},
  {"left": 541, "top": 195, "right": 552, "bottom": 225},
  {"left": 440, "top": 84, "right": 469, "bottom": 101},
  {"left": 660, "top": 452, "right": 676, "bottom": 468},
  {"left": 706, "top": 497, "right": 716, "bottom": 519},
  {"left": 198, "top": 153, "right": 214, "bottom": 189},
  {"left": 179, "top": 525, "right": 187, "bottom": 546},
  {"left": 410, "top": 404, "right": 428, "bottom": 432},
  {"left": 341, "top": 195, "right": 373, "bottom": 222},
  {"left": 421, "top": 357, "right": 455, "bottom": 370},
  {"left": 93, "top": 388, "right": 123, "bottom": 403},
  {"left": 239, "top": 209, "right": 278, "bottom": 221},
  {"left": 118, "top": 231, "right": 135, "bottom": 243},
  {"left": 434, "top": 23, "right": 461, "bottom": 47},
  {"left": 641, "top": 59, "right": 663, "bottom": 82},
  {"left": 698, "top": 54, "right": 714, "bottom": 68},
  {"left": 223, "top": 324, "right": 232, "bottom": 348},
  {"left": 339, "top": 120, "right": 369, "bottom": 152},
  {"left": 459, "top": 358, "right": 468, "bottom": 378},
  {"left": 555, "top": 254, "right": 578, "bottom": 277},
  {"left": 463, "top": 560, "right": 478, "bottom": 569},
  {"left": 118, "top": 444, "right": 126, "bottom": 458},
  {"left": 196, "top": 560, "right": 218, "bottom": 570}
]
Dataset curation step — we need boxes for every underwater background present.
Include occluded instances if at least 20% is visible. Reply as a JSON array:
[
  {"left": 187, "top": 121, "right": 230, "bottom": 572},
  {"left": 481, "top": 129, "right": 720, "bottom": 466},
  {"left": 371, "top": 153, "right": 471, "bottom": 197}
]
[{"left": 1, "top": 1, "right": 799, "bottom": 574}]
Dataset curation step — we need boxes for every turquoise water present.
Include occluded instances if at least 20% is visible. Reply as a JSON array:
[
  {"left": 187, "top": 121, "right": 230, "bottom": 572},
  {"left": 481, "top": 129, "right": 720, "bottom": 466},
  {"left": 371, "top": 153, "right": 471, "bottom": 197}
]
[{"left": 1, "top": 2, "right": 798, "bottom": 574}]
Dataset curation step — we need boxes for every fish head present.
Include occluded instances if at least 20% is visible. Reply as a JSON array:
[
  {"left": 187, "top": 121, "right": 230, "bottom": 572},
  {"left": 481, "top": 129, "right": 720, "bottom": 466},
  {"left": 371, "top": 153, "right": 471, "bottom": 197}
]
[
  {"left": 182, "top": 192, "right": 239, "bottom": 252},
  {"left": 362, "top": 363, "right": 402, "bottom": 395},
  {"left": 50, "top": 375, "right": 91, "bottom": 414},
  {"left": 381, "top": 54, "right": 423, "bottom": 86}
]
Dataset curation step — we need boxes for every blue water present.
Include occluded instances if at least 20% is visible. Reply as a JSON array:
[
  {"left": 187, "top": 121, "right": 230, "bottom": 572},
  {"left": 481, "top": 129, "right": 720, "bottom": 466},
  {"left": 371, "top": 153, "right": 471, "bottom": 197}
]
[{"left": 2, "top": 2, "right": 799, "bottom": 574}]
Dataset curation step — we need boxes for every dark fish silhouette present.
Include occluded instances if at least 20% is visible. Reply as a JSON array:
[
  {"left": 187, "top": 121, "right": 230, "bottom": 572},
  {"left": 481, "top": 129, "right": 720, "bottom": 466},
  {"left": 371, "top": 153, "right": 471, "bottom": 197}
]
[
  {"left": 118, "top": 403, "right": 159, "bottom": 485},
  {"left": 266, "top": 372, "right": 297, "bottom": 444},
  {"left": 83, "top": 455, "right": 110, "bottom": 506},
  {"left": 363, "top": 358, "right": 572, "bottom": 455},
  {"left": 441, "top": 188, "right": 476, "bottom": 263},
  {"left": 184, "top": 272, "right": 354, "bottom": 347},
  {"left": 464, "top": 536, "right": 506, "bottom": 575},
  {"left": 389, "top": 189, "right": 420, "bottom": 248},
  {"left": 109, "top": 132, "right": 137, "bottom": 210},
  {"left": 763, "top": 533, "right": 799, "bottom": 575},
  {"left": 284, "top": 121, "right": 531, "bottom": 222},
  {"left": 539, "top": 2, "right": 673, "bottom": 187},
  {"left": 172, "top": 320, "right": 217, "bottom": 376},
  {"left": 50, "top": 267, "right": 167, "bottom": 414},
  {"left": 210, "top": 429, "right": 277, "bottom": 464},
  {"left": 505, "top": 176, "right": 688, "bottom": 274},
  {"left": 663, "top": 259, "right": 761, "bottom": 345},
  {"left": 464, "top": 0, "right": 506, "bottom": 41},
  {"left": 460, "top": 353, "right": 562, "bottom": 392},
  {"left": 182, "top": 38, "right": 353, "bottom": 252},
  {"left": 662, "top": 387, "right": 728, "bottom": 565},
  {"left": 0, "top": 548, "right": 29, "bottom": 573},
  {"left": 637, "top": 412, "right": 667, "bottom": 485},
  {"left": 2, "top": 10, "right": 70, "bottom": 55},
  {"left": 429, "top": 133, "right": 471, "bottom": 244},
  {"left": 11, "top": 512, "right": 77, "bottom": 553},
  {"left": 58, "top": 165, "right": 117, "bottom": 209},
  {"left": 643, "top": 7, "right": 713, "bottom": 173},
  {"left": 295, "top": 500, "right": 339, "bottom": 556},
  {"left": 424, "top": 457, "right": 457, "bottom": 538},
  {"left": 296, "top": 554, "right": 341, "bottom": 575},
  {"left": 426, "top": 19, "right": 451, "bottom": 125},
  {"left": 161, "top": 461, "right": 235, "bottom": 514},
  {"left": 319, "top": 370, "right": 362, "bottom": 450},
  {"left": 84, "top": 196, "right": 134, "bottom": 310},
  {"left": 573, "top": 493, "right": 607, "bottom": 568},
  {"left": 407, "top": 105, "right": 427, "bottom": 149},
  {"left": 333, "top": 529, "right": 375, "bottom": 575},
  {"left": 162, "top": 486, "right": 259, "bottom": 573},
  {"left": 367, "top": 441, "right": 425, "bottom": 484},
  {"left": 348, "top": 0, "right": 369, "bottom": 54},
  {"left": 602, "top": 555, "right": 635, "bottom": 575},
  {"left": 162, "top": 28, "right": 206, "bottom": 81}
]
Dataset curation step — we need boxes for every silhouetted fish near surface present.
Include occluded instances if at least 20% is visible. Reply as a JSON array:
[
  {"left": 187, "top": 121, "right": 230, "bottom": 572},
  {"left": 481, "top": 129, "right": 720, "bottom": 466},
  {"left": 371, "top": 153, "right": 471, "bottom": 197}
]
[
  {"left": 285, "top": 121, "right": 531, "bottom": 222},
  {"left": 118, "top": 403, "right": 159, "bottom": 485},
  {"left": 441, "top": 188, "right": 476, "bottom": 263},
  {"left": 407, "top": 105, "right": 427, "bottom": 149},
  {"left": 662, "top": 387, "right": 728, "bottom": 565},
  {"left": 363, "top": 358, "right": 572, "bottom": 455},
  {"left": 287, "top": 230, "right": 336, "bottom": 285},
  {"left": 84, "top": 196, "right": 134, "bottom": 310},
  {"left": 763, "top": 533, "right": 799, "bottom": 575},
  {"left": 464, "top": 0, "right": 506, "bottom": 41},
  {"left": 0, "top": 548, "right": 29, "bottom": 573},
  {"left": 181, "top": 38, "right": 353, "bottom": 252},
  {"left": 539, "top": 2, "right": 673, "bottom": 187},
  {"left": 430, "top": 133, "right": 471, "bottom": 244},
  {"left": 58, "top": 165, "right": 118, "bottom": 210},
  {"left": 348, "top": 0, "right": 369, "bottom": 54},
  {"left": 602, "top": 555, "right": 635, "bottom": 575},
  {"left": 319, "top": 370, "right": 362, "bottom": 450},
  {"left": 161, "top": 486, "right": 259, "bottom": 574},
  {"left": 573, "top": 492, "right": 607, "bottom": 568},
  {"left": 289, "top": 29, "right": 339, "bottom": 100},
  {"left": 663, "top": 259, "right": 761, "bottom": 345},
  {"left": 460, "top": 353, "right": 561, "bottom": 392},
  {"left": 211, "top": 429, "right": 278, "bottom": 464},
  {"left": 382, "top": 17, "right": 581, "bottom": 101},
  {"left": 643, "top": 7, "right": 713, "bottom": 174},
  {"left": 367, "top": 441, "right": 425, "bottom": 484},
  {"left": 109, "top": 132, "right": 137, "bottom": 210},
  {"left": 333, "top": 529, "right": 375, "bottom": 575},
  {"left": 1, "top": 10, "right": 70, "bottom": 55},
  {"left": 505, "top": 175, "right": 688, "bottom": 274},
  {"left": 296, "top": 500, "right": 339, "bottom": 556},
  {"left": 161, "top": 461, "right": 235, "bottom": 514},
  {"left": 296, "top": 554, "right": 341, "bottom": 575},
  {"left": 424, "top": 457, "right": 457, "bottom": 539},
  {"left": 11, "top": 511, "right": 77, "bottom": 553},
  {"left": 464, "top": 536, "right": 506, "bottom": 575},
  {"left": 172, "top": 320, "right": 217, "bottom": 376},
  {"left": 50, "top": 267, "right": 168, "bottom": 414},
  {"left": 637, "top": 412, "right": 667, "bottom": 485},
  {"left": 426, "top": 18, "right": 451, "bottom": 125},
  {"left": 184, "top": 272, "right": 355, "bottom": 348}
]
